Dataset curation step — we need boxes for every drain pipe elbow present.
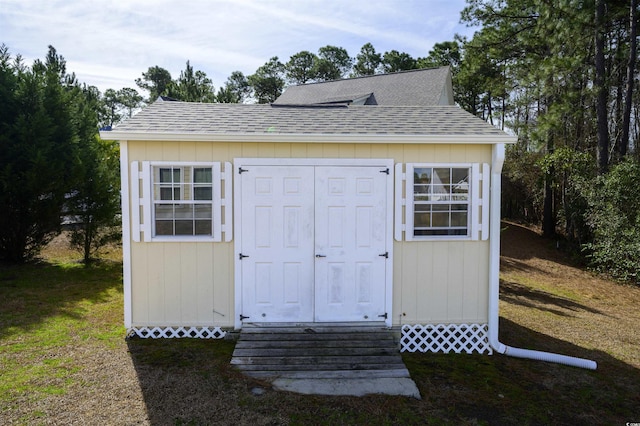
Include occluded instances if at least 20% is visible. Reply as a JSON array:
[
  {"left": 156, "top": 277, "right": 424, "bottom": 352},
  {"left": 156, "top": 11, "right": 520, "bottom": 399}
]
[
  {"left": 488, "top": 144, "right": 597, "bottom": 370},
  {"left": 503, "top": 346, "right": 597, "bottom": 370}
]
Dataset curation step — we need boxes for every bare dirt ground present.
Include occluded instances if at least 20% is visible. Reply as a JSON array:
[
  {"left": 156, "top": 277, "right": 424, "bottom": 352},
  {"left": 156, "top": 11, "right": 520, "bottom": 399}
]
[{"left": 499, "top": 221, "right": 640, "bottom": 369}]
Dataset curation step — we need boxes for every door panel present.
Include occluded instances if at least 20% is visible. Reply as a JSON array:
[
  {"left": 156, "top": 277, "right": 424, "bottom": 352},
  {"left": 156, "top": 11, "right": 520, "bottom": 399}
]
[
  {"left": 314, "top": 167, "right": 387, "bottom": 322},
  {"left": 240, "top": 166, "right": 315, "bottom": 322}
]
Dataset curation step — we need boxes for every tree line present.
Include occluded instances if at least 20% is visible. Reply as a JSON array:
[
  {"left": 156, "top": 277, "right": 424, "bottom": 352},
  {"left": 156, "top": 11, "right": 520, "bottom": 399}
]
[
  {"left": 0, "top": 45, "right": 120, "bottom": 264},
  {"left": 105, "top": 42, "right": 448, "bottom": 121},
  {"left": 453, "top": 0, "right": 640, "bottom": 283}
]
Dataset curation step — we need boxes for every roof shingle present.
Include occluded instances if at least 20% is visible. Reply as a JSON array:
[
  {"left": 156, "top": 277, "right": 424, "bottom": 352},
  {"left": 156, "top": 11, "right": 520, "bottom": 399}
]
[
  {"left": 110, "top": 101, "right": 511, "bottom": 140},
  {"left": 273, "top": 67, "right": 453, "bottom": 106}
]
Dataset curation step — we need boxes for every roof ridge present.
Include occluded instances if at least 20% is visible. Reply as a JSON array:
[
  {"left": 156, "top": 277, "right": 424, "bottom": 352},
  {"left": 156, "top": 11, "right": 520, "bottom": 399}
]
[{"left": 284, "top": 66, "right": 449, "bottom": 89}]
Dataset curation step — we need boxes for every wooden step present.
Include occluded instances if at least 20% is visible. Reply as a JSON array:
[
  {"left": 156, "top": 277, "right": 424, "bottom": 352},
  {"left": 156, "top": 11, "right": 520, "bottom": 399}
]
[
  {"left": 234, "top": 339, "right": 396, "bottom": 349},
  {"left": 231, "top": 323, "right": 410, "bottom": 381},
  {"left": 243, "top": 369, "right": 411, "bottom": 380},
  {"left": 230, "top": 355, "right": 404, "bottom": 366}
]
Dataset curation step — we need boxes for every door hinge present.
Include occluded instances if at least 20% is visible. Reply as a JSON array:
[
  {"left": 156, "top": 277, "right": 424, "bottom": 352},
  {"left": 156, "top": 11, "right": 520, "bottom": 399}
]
[
  {"left": 378, "top": 312, "right": 388, "bottom": 320},
  {"left": 239, "top": 167, "right": 249, "bottom": 174},
  {"left": 240, "top": 314, "right": 250, "bottom": 321},
  {"left": 380, "top": 168, "right": 390, "bottom": 175},
  {"left": 379, "top": 252, "right": 389, "bottom": 259},
  {"left": 239, "top": 253, "right": 249, "bottom": 260}
]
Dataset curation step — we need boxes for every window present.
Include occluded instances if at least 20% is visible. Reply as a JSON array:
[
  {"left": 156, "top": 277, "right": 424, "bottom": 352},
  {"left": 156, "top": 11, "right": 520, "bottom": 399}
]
[
  {"left": 412, "top": 166, "right": 470, "bottom": 237},
  {"left": 396, "top": 163, "right": 489, "bottom": 241},
  {"left": 153, "top": 166, "right": 214, "bottom": 236},
  {"left": 129, "top": 161, "right": 232, "bottom": 242}
]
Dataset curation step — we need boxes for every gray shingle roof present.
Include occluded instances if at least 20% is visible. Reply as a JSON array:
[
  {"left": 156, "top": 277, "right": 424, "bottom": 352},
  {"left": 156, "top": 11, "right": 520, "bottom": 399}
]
[
  {"left": 273, "top": 67, "right": 453, "bottom": 106},
  {"left": 106, "top": 101, "right": 514, "bottom": 142}
]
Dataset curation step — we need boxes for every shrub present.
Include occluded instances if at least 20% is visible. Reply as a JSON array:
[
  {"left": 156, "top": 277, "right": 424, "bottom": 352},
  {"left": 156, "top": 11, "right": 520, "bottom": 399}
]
[{"left": 583, "top": 158, "right": 640, "bottom": 284}]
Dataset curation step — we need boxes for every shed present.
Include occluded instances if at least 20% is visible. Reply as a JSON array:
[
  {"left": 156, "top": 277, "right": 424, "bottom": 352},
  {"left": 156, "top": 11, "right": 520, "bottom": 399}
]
[{"left": 100, "top": 94, "right": 521, "bottom": 355}]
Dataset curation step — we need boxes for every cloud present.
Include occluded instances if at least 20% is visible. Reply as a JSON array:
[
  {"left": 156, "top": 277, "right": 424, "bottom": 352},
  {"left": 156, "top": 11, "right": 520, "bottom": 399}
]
[{"left": 1, "top": 0, "right": 475, "bottom": 93}]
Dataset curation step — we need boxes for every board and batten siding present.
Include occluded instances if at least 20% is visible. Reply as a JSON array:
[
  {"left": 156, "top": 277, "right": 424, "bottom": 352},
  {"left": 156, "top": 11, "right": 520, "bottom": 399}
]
[{"left": 125, "top": 140, "right": 492, "bottom": 329}]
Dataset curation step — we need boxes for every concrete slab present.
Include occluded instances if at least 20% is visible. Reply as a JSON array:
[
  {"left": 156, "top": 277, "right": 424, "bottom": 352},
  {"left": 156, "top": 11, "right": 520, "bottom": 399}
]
[{"left": 271, "top": 377, "right": 421, "bottom": 399}]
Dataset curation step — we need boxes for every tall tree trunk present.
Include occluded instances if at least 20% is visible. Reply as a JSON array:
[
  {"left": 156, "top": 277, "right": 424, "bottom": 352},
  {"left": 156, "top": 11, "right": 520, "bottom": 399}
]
[
  {"left": 542, "top": 129, "right": 556, "bottom": 238},
  {"left": 621, "top": 0, "right": 637, "bottom": 158},
  {"left": 595, "top": 0, "right": 610, "bottom": 174}
]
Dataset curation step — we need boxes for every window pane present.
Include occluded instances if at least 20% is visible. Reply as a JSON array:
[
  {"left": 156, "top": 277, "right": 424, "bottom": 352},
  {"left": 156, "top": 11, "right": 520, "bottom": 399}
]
[
  {"left": 431, "top": 212, "right": 450, "bottom": 227},
  {"left": 175, "top": 220, "right": 193, "bottom": 235},
  {"left": 415, "top": 229, "right": 467, "bottom": 236},
  {"left": 433, "top": 168, "right": 451, "bottom": 184},
  {"left": 414, "top": 212, "right": 431, "bottom": 227},
  {"left": 155, "top": 204, "right": 174, "bottom": 219},
  {"left": 159, "top": 168, "right": 173, "bottom": 183},
  {"left": 155, "top": 220, "right": 173, "bottom": 235},
  {"left": 195, "top": 220, "right": 212, "bottom": 235},
  {"left": 173, "top": 168, "right": 181, "bottom": 183},
  {"left": 194, "top": 187, "right": 212, "bottom": 200},
  {"left": 452, "top": 168, "right": 469, "bottom": 201},
  {"left": 451, "top": 212, "right": 468, "bottom": 227},
  {"left": 452, "top": 204, "right": 468, "bottom": 211},
  {"left": 174, "top": 204, "right": 193, "bottom": 219},
  {"left": 194, "top": 168, "right": 212, "bottom": 183},
  {"left": 452, "top": 168, "right": 468, "bottom": 183},
  {"left": 432, "top": 204, "right": 449, "bottom": 211},
  {"left": 414, "top": 168, "right": 431, "bottom": 184},
  {"left": 194, "top": 204, "right": 212, "bottom": 219},
  {"left": 160, "top": 187, "right": 173, "bottom": 201}
]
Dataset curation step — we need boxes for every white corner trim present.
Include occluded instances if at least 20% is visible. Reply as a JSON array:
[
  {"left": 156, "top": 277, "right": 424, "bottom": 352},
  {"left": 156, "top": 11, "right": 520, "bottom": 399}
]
[
  {"left": 233, "top": 160, "right": 243, "bottom": 330},
  {"left": 141, "top": 161, "right": 152, "bottom": 242},
  {"left": 394, "top": 163, "right": 405, "bottom": 242},
  {"left": 471, "top": 163, "right": 481, "bottom": 240},
  {"left": 481, "top": 163, "right": 490, "bottom": 240},
  {"left": 222, "top": 161, "right": 233, "bottom": 242},
  {"left": 119, "top": 141, "right": 133, "bottom": 329},
  {"left": 129, "top": 161, "right": 140, "bottom": 243}
]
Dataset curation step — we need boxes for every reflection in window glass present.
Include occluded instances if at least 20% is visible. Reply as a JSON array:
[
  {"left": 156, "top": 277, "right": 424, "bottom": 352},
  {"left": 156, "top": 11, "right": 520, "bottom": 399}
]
[
  {"left": 412, "top": 166, "right": 470, "bottom": 237},
  {"left": 153, "top": 166, "right": 214, "bottom": 237}
]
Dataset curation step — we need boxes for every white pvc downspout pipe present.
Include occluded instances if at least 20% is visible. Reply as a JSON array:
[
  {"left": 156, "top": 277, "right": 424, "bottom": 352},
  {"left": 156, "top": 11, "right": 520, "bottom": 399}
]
[{"left": 488, "top": 144, "right": 597, "bottom": 370}]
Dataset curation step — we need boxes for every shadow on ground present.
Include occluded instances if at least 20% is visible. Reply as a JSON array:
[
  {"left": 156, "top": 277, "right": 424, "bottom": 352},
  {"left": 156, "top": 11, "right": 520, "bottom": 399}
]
[
  {"left": 128, "top": 318, "right": 639, "bottom": 425},
  {"left": 500, "top": 279, "right": 608, "bottom": 317},
  {"left": 0, "top": 260, "right": 122, "bottom": 338},
  {"left": 500, "top": 221, "right": 580, "bottom": 266}
]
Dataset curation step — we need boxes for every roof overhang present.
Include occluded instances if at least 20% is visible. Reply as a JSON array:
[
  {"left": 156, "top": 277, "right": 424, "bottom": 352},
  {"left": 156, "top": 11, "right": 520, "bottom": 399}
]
[{"left": 99, "top": 130, "right": 517, "bottom": 145}]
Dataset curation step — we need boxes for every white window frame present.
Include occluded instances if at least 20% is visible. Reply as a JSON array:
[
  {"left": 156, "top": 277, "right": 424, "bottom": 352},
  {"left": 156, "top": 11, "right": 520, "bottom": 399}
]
[
  {"left": 130, "top": 161, "right": 232, "bottom": 242},
  {"left": 395, "top": 162, "right": 489, "bottom": 241}
]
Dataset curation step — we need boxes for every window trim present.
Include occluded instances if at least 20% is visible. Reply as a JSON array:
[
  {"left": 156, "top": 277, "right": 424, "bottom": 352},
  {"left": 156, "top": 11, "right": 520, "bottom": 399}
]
[
  {"left": 406, "top": 163, "right": 473, "bottom": 240},
  {"left": 152, "top": 164, "right": 216, "bottom": 239},
  {"left": 131, "top": 161, "right": 232, "bottom": 243},
  {"left": 396, "top": 162, "right": 489, "bottom": 242}
]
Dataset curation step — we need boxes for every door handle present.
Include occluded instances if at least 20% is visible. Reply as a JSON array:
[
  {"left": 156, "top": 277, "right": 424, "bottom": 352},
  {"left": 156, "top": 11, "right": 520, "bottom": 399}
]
[{"left": 315, "top": 254, "right": 326, "bottom": 258}]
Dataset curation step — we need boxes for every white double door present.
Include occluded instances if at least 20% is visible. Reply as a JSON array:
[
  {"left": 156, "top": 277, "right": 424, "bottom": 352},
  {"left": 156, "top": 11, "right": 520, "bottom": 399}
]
[{"left": 240, "top": 165, "right": 389, "bottom": 323}]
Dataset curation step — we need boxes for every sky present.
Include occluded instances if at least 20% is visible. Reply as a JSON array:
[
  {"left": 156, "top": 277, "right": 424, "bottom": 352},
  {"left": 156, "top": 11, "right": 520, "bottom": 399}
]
[{"left": 0, "top": 0, "right": 478, "bottom": 94}]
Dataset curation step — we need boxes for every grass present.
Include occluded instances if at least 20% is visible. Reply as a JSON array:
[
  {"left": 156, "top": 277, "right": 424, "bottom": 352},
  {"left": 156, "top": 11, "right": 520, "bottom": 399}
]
[{"left": 1, "top": 226, "right": 640, "bottom": 425}]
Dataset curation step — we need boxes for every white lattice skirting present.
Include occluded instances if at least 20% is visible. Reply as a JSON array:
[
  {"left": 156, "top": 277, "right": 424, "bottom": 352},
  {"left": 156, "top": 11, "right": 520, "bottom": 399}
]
[
  {"left": 127, "top": 326, "right": 227, "bottom": 339},
  {"left": 400, "top": 323, "right": 493, "bottom": 354}
]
